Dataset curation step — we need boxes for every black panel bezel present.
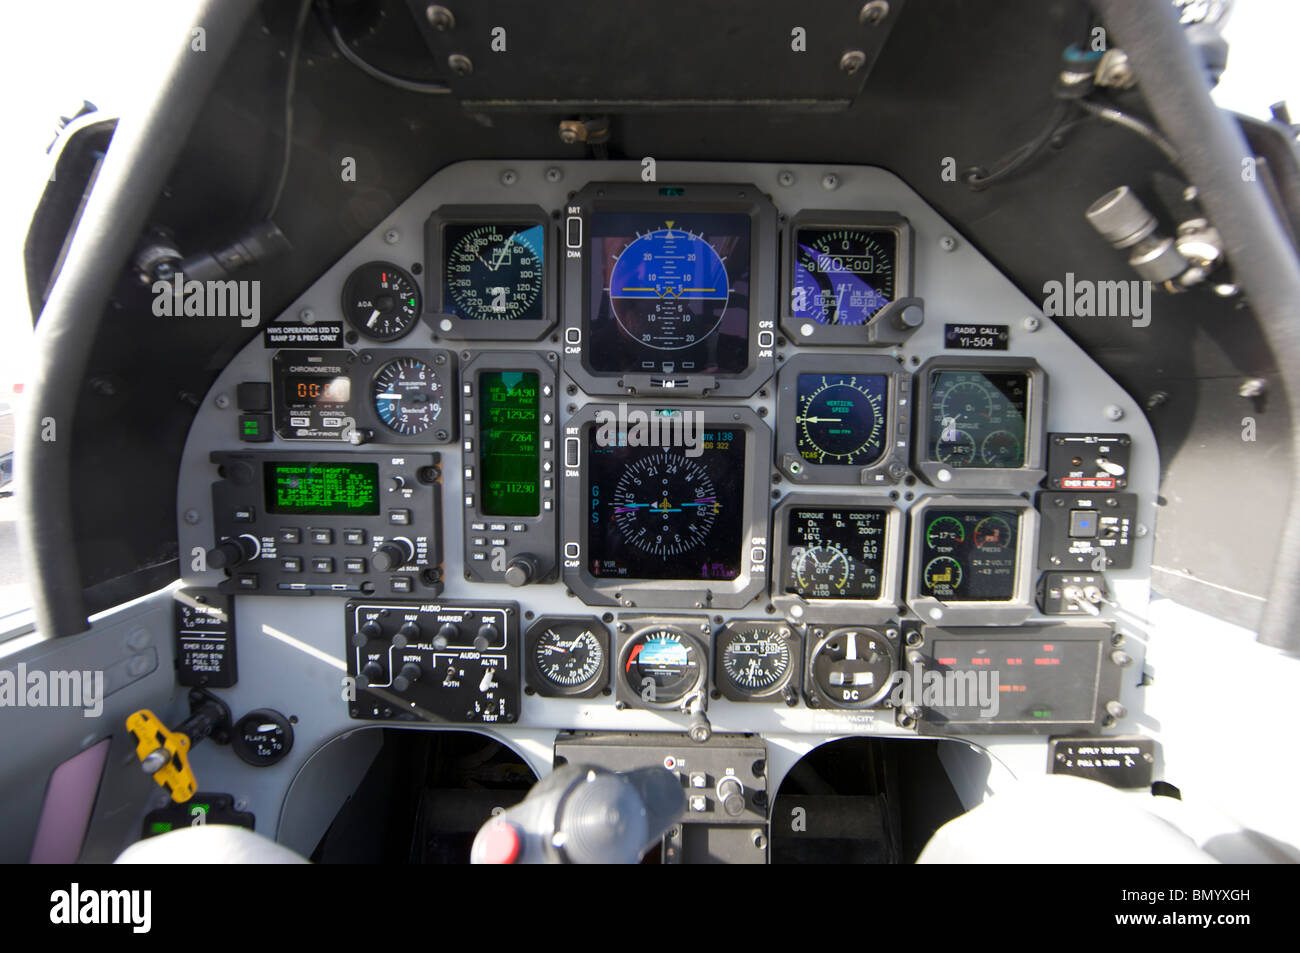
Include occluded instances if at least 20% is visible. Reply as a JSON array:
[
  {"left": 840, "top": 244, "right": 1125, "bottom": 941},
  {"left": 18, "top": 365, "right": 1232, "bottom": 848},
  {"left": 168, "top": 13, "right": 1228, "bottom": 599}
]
[
  {"left": 905, "top": 494, "right": 1039, "bottom": 625},
  {"left": 712, "top": 619, "right": 803, "bottom": 704},
  {"left": 772, "top": 494, "right": 903, "bottom": 625},
  {"left": 803, "top": 623, "right": 900, "bottom": 710},
  {"left": 913, "top": 355, "right": 1048, "bottom": 491},
  {"left": 560, "top": 403, "right": 771, "bottom": 609},
  {"left": 779, "top": 210, "right": 915, "bottom": 347},
  {"left": 356, "top": 348, "right": 457, "bottom": 445},
  {"left": 424, "top": 204, "right": 556, "bottom": 342},
  {"left": 614, "top": 616, "right": 710, "bottom": 713},
  {"left": 775, "top": 352, "right": 911, "bottom": 485},
  {"left": 562, "top": 181, "right": 777, "bottom": 398}
]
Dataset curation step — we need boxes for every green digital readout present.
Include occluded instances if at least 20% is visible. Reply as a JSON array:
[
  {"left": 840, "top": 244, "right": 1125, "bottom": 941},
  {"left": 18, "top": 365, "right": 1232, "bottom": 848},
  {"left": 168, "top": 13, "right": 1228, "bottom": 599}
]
[
  {"left": 263, "top": 462, "right": 380, "bottom": 515},
  {"left": 479, "top": 371, "right": 540, "bottom": 517}
]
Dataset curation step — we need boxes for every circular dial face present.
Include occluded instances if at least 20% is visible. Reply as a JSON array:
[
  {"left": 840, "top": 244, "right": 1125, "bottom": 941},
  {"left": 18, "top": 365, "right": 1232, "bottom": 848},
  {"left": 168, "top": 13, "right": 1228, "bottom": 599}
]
[
  {"left": 607, "top": 227, "right": 730, "bottom": 350},
  {"left": 342, "top": 262, "right": 421, "bottom": 340},
  {"left": 624, "top": 628, "right": 703, "bottom": 705},
  {"left": 796, "top": 374, "right": 887, "bottom": 466},
  {"left": 372, "top": 357, "right": 442, "bottom": 435},
  {"left": 923, "top": 556, "right": 964, "bottom": 593},
  {"left": 232, "top": 709, "right": 294, "bottom": 766},
  {"left": 719, "top": 626, "right": 792, "bottom": 695},
  {"left": 794, "top": 544, "right": 851, "bottom": 595},
  {"left": 981, "top": 430, "right": 1022, "bottom": 466},
  {"left": 811, "top": 629, "right": 894, "bottom": 708},
  {"left": 445, "top": 223, "right": 544, "bottom": 320},
  {"left": 926, "top": 516, "right": 966, "bottom": 548},
  {"left": 973, "top": 515, "right": 1012, "bottom": 552},
  {"left": 793, "top": 229, "right": 896, "bottom": 325},
  {"left": 530, "top": 620, "right": 606, "bottom": 693},
  {"left": 611, "top": 452, "right": 719, "bottom": 557}
]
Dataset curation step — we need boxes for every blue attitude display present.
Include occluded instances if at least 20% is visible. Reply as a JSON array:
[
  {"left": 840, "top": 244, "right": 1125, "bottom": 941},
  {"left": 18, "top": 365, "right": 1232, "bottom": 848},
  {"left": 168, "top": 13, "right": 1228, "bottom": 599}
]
[
  {"left": 792, "top": 228, "right": 896, "bottom": 325},
  {"left": 589, "top": 211, "right": 751, "bottom": 374}
]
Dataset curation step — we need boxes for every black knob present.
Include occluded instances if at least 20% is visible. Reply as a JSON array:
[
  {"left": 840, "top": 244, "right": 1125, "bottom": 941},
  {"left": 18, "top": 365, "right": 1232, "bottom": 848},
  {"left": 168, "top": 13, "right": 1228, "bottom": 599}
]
[
  {"left": 393, "top": 662, "right": 422, "bottom": 692},
  {"left": 372, "top": 539, "right": 414, "bottom": 572},
  {"left": 503, "top": 554, "right": 538, "bottom": 587},
  {"left": 351, "top": 620, "right": 381, "bottom": 647},
  {"left": 359, "top": 660, "right": 384, "bottom": 688},
  {"left": 394, "top": 621, "right": 421, "bottom": 647},
  {"left": 206, "top": 536, "right": 257, "bottom": 570},
  {"left": 475, "top": 623, "right": 499, "bottom": 650},
  {"left": 435, "top": 623, "right": 457, "bottom": 649}
]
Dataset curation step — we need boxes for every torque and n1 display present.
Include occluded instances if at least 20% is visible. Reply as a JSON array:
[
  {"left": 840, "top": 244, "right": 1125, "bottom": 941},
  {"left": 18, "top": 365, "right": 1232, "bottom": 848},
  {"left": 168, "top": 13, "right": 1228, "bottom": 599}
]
[
  {"left": 263, "top": 462, "right": 379, "bottom": 515},
  {"left": 478, "top": 371, "right": 539, "bottom": 517},
  {"left": 586, "top": 428, "right": 746, "bottom": 580},
  {"left": 920, "top": 509, "right": 1019, "bottom": 601},
  {"left": 795, "top": 373, "right": 888, "bottom": 466},
  {"left": 928, "top": 371, "right": 1029, "bottom": 468},
  {"left": 588, "top": 211, "right": 750, "bottom": 374},
  {"left": 785, "top": 507, "right": 887, "bottom": 600},
  {"left": 443, "top": 223, "right": 545, "bottom": 321},
  {"left": 792, "top": 227, "right": 897, "bottom": 325}
]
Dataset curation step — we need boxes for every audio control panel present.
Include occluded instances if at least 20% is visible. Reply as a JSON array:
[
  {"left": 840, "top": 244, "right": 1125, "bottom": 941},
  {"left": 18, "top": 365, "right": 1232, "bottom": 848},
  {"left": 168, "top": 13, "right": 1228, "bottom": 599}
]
[{"left": 345, "top": 600, "right": 521, "bottom": 723}]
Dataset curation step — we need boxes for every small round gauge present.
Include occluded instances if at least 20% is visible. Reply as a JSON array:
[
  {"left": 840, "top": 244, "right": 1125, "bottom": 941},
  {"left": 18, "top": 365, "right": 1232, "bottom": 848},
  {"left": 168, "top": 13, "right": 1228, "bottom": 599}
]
[
  {"left": 611, "top": 452, "right": 718, "bottom": 557},
  {"left": 981, "top": 430, "right": 1023, "bottom": 466},
  {"left": 608, "top": 227, "right": 730, "bottom": 350},
  {"left": 372, "top": 357, "right": 442, "bottom": 435},
  {"left": 926, "top": 516, "right": 966, "bottom": 549},
  {"left": 973, "top": 515, "right": 1013, "bottom": 552},
  {"left": 923, "top": 556, "right": 963, "bottom": 594},
  {"left": 935, "top": 426, "right": 976, "bottom": 465},
  {"left": 793, "top": 544, "right": 851, "bottom": 595},
  {"left": 938, "top": 377, "right": 996, "bottom": 422},
  {"left": 342, "top": 262, "right": 421, "bottom": 341},
  {"left": 231, "top": 709, "right": 294, "bottom": 767},
  {"left": 792, "top": 229, "right": 896, "bottom": 325},
  {"left": 795, "top": 374, "right": 887, "bottom": 466},
  {"left": 621, "top": 627, "right": 705, "bottom": 708},
  {"left": 809, "top": 628, "right": 894, "bottom": 709},
  {"left": 716, "top": 624, "right": 795, "bottom": 700},
  {"left": 526, "top": 617, "right": 609, "bottom": 698},
  {"left": 445, "top": 223, "right": 544, "bottom": 321}
]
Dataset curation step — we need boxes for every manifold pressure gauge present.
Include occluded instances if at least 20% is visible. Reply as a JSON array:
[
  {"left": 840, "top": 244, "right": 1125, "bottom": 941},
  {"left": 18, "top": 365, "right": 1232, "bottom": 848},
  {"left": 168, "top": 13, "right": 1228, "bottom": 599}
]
[
  {"left": 525, "top": 617, "right": 610, "bottom": 699},
  {"left": 714, "top": 622, "right": 800, "bottom": 704}
]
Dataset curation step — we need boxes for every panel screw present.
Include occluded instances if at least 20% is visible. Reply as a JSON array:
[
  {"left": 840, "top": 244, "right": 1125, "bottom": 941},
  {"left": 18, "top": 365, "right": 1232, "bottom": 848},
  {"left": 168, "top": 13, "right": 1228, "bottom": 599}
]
[
  {"left": 184, "top": 509, "right": 200, "bottom": 525},
  {"left": 425, "top": 5, "right": 455, "bottom": 30},
  {"left": 821, "top": 172, "right": 839, "bottom": 190},
  {"left": 448, "top": 53, "right": 473, "bottom": 76},
  {"left": 299, "top": 308, "right": 315, "bottom": 323},
  {"left": 938, "top": 235, "right": 956, "bottom": 252},
  {"left": 384, "top": 229, "right": 400, "bottom": 245},
  {"left": 1022, "top": 315, "right": 1040, "bottom": 332},
  {"left": 500, "top": 169, "right": 517, "bottom": 186},
  {"left": 1103, "top": 404, "right": 1125, "bottom": 420},
  {"left": 860, "top": 1, "right": 890, "bottom": 25},
  {"left": 839, "top": 50, "right": 867, "bottom": 75},
  {"left": 214, "top": 393, "right": 230, "bottom": 409},
  {"left": 544, "top": 167, "right": 563, "bottom": 183},
  {"left": 777, "top": 170, "right": 795, "bottom": 187}
]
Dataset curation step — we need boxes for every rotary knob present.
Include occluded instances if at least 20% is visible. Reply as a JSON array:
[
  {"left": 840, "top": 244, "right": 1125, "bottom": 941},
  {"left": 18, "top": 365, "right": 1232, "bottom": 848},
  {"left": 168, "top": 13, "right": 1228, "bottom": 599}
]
[
  {"left": 503, "top": 554, "right": 538, "bottom": 587},
  {"left": 717, "top": 777, "right": 745, "bottom": 817},
  {"left": 206, "top": 535, "right": 259, "bottom": 569},
  {"left": 392, "top": 662, "right": 423, "bottom": 692},
  {"left": 372, "top": 538, "right": 414, "bottom": 572},
  {"left": 359, "top": 660, "right": 384, "bottom": 688}
]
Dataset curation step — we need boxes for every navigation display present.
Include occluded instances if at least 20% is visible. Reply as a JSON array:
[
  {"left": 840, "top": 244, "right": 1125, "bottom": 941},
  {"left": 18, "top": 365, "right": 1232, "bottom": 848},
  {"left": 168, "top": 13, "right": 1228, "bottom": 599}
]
[
  {"left": 586, "top": 425, "right": 746, "bottom": 580},
  {"left": 587, "top": 211, "right": 751, "bottom": 375},
  {"left": 263, "top": 462, "right": 379, "bottom": 515},
  {"left": 918, "top": 508, "right": 1020, "bottom": 601}
]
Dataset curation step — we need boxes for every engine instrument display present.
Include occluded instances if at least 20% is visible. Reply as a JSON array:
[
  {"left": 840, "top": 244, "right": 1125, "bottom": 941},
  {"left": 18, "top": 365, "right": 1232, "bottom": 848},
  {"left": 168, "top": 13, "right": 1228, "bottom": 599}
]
[
  {"left": 443, "top": 222, "right": 545, "bottom": 321},
  {"left": 785, "top": 507, "right": 887, "bottom": 600},
  {"left": 795, "top": 373, "right": 888, "bottom": 466},
  {"left": 586, "top": 426, "right": 745, "bottom": 580},
  {"left": 791, "top": 227, "right": 896, "bottom": 325},
  {"left": 478, "top": 371, "right": 540, "bottom": 517},
  {"left": 588, "top": 211, "right": 750, "bottom": 375},
  {"left": 372, "top": 357, "right": 442, "bottom": 436},
  {"left": 342, "top": 262, "right": 421, "bottom": 341},
  {"left": 919, "top": 508, "right": 1020, "bottom": 601},
  {"left": 927, "top": 371, "right": 1029, "bottom": 468},
  {"left": 262, "top": 461, "right": 380, "bottom": 515}
]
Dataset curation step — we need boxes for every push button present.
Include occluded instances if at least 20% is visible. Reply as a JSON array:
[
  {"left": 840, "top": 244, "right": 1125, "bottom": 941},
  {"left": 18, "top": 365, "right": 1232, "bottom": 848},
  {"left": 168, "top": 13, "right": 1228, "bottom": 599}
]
[
  {"left": 238, "top": 414, "right": 272, "bottom": 443},
  {"left": 312, "top": 557, "right": 335, "bottom": 573},
  {"left": 281, "top": 557, "right": 302, "bottom": 573},
  {"left": 1069, "top": 510, "right": 1099, "bottom": 539},
  {"left": 344, "top": 529, "right": 367, "bottom": 545},
  {"left": 311, "top": 529, "right": 334, "bottom": 545},
  {"left": 278, "top": 528, "right": 301, "bottom": 545}
]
